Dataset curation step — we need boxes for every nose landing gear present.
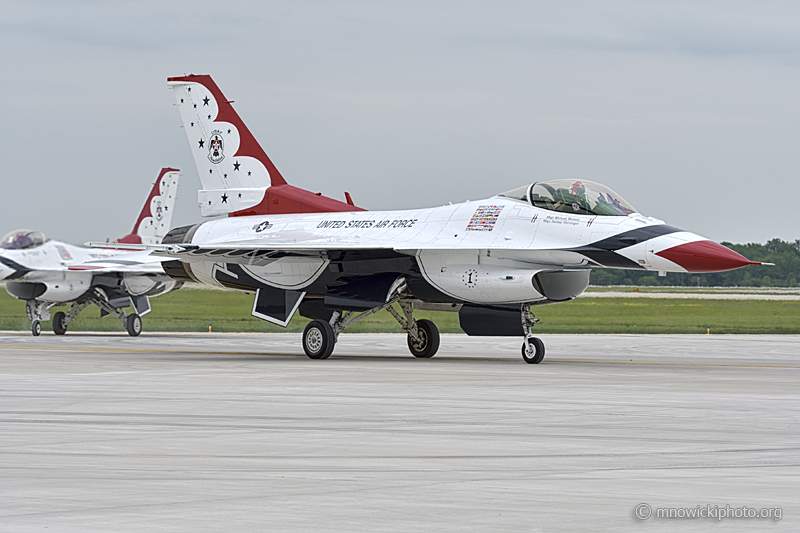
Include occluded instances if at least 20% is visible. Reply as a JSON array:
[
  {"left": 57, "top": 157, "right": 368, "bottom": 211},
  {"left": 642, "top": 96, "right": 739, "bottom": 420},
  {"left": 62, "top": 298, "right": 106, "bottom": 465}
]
[
  {"left": 522, "top": 336, "right": 545, "bottom": 364},
  {"left": 521, "top": 303, "right": 545, "bottom": 364}
]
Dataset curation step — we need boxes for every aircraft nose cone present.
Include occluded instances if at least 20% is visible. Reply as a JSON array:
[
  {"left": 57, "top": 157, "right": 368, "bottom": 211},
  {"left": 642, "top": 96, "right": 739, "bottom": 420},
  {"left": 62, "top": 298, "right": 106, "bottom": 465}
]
[{"left": 655, "top": 240, "right": 761, "bottom": 273}]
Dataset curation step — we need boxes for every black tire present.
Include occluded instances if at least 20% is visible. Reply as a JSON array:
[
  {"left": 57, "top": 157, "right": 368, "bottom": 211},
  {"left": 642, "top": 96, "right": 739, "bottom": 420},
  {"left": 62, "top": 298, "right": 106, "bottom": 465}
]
[
  {"left": 31, "top": 320, "right": 41, "bottom": 337},
  {"left": 521, "top": 337, "right": 545, "bottom": 364},
  {"left": 52, "top": 311, "right": 67, "bottom": 335},
  {"left": 407, "top": 319, "right": 440, "bottom": 358},
  {"left": 126, "top": 313, "right": 142, "bottom": 337},
  {"left": 303, "top": 320, "right": 335, "bottom": 359}
]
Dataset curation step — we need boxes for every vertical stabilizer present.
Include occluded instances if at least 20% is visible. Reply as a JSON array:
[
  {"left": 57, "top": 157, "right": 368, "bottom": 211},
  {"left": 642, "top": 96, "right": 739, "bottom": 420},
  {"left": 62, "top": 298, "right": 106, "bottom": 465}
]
[
  {"left": 167, "top": 74, "right": 362, "bottom": 217},
  {"left": 117, "top": 168, "right": 180, "bottom": 245}
]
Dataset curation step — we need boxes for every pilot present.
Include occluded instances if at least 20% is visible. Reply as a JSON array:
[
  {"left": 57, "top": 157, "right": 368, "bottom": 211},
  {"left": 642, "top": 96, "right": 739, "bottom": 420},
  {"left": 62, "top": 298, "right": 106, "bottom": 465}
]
[
  {"left": 11, "top": 232, "right": 33, "bottom": 250},
  {"left": 568, "top": 181, "right": 590, "bottom": 213}
]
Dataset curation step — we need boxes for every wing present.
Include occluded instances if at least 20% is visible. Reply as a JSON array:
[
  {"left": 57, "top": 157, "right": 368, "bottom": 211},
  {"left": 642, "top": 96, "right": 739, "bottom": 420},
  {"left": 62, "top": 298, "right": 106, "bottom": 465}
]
[
  {"left": 67, "top": 250, "right": 170, "bottom": 274},
  {"left": 150, "top": 241, "right": 578, "bottom": 269},
  {"left": 150, "top": 240, "right": 401, "bottom": 265}
]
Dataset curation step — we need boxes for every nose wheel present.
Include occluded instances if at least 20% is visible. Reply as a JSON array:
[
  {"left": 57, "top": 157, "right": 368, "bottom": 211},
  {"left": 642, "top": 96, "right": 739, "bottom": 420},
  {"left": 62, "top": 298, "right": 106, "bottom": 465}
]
[
  {"left": 27, "top": 300, "right": 55, "bottom": 336},
  {"left": 521, "top": 337, "right": 545, "bottom": 364},
  {"left": 520, "top": 303, "right": 545, "bottom": 364}
]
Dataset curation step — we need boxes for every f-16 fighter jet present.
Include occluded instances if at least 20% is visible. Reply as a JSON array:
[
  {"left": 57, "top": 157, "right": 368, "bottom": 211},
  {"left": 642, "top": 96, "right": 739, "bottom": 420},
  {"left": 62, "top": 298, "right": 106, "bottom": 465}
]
[
  {"left": 1, "top": 169, "right": 183, "bottom": 336},
  {"left": 158, "top": 75, "right": 764, "bottom": 363}
]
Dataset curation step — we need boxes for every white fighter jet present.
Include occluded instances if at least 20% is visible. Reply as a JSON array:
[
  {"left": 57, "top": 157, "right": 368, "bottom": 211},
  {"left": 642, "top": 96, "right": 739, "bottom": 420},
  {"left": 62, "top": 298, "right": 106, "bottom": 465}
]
[
  {"left": 158, "top": 75, "right": 765, "bottom": 363},
  {"left": 1, "top": 168, "right": 183, "bottom": 336}
]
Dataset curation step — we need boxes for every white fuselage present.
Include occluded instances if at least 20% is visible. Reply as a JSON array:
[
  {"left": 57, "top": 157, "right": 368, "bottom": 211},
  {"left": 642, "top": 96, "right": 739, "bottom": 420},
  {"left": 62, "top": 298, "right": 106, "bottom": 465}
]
[
  {"left": 2, "top": 241, "right": 119, "bottom": 271},
  {"left": 1, "top": 241, "right": 166, "bottom": 303},
  {"left": 177, "top": 197, "right": 708, "bottom": 304}
]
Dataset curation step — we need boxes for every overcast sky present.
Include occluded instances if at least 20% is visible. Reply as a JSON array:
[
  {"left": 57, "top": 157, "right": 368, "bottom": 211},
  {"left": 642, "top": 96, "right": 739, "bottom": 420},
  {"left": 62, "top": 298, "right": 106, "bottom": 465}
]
[{"left": 1, "top": 0, "right": 798, "bottom": 245}]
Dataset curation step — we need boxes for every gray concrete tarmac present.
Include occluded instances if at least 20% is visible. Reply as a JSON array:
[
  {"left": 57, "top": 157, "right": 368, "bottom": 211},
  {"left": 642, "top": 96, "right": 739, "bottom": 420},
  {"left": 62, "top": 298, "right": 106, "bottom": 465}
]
[{"left": 1, "top": 332, "right": 798, "bottom": 532}]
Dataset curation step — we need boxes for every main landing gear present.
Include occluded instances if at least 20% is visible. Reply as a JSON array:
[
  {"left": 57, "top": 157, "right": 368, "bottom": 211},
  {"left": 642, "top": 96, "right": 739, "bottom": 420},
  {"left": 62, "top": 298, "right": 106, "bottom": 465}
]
[
  {"left": 300, "top": 279, "right": 544, "bottom": 364},
  {"left": 302, "top": 320, "right": 336, "bottom": 360},
  {"left": 25, "top": 289, "right": 144, "bottom": 337},
  {"left": 406, "top": 319, "right": 440, "bottom": 358},
  {"left": 301, "top": 278, "right": 441, "bottom": 361}
]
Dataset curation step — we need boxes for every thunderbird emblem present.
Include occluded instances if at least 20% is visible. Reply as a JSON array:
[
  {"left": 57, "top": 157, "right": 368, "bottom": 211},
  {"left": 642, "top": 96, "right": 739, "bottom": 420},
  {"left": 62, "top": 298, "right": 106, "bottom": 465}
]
[{"left": 208, "top": 130, "right": 224, "bottom": 164}]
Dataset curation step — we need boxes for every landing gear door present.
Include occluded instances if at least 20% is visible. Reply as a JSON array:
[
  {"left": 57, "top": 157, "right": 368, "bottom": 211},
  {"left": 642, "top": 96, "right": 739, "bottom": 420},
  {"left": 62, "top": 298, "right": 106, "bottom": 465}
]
[
  {"left": 252, "top": 287, "right": 305, "bottom": 328},
  {"left": 130, "top": 295, "right": 152, "bottom": 316}
]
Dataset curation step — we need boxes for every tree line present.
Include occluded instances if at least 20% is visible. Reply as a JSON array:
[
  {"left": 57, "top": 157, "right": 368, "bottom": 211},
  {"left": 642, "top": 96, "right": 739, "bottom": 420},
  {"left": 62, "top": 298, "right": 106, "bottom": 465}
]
[{"left": 589, "top": 239, "right": 800, "bottom": 287}]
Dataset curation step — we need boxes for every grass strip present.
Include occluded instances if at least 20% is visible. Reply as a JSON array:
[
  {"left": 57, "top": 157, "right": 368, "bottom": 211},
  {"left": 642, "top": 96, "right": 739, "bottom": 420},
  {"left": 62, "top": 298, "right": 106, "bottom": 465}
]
[{"left": 1, "top": 287, "right": 797, "bottom": 335}]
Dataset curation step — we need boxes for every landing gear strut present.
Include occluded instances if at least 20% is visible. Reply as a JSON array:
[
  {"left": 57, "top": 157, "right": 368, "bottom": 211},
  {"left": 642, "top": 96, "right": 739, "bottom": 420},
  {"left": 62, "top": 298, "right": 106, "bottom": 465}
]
[
  {"left": 88, "top": 289, "right": 144, "bottom": 337},
  {"left": 520, "top": 303, "right": 545, "bottom": 364},
  {"left": 26, "top": 300, "right": 54, "bottom": 337},
  {"left": 304, "top": 278, "right": 441, "bottom": 360},
  {"left": 24, "top": 289, "right": 145, "bottom": 337}
]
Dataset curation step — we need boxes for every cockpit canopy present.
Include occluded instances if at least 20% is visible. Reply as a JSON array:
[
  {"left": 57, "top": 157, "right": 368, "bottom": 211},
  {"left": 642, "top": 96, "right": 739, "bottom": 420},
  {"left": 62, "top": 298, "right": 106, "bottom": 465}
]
[
  {"left": 0, "top": 229, "right": 47, "bottom": 250},
  {"left": 499, "top": 179, "right": 637, "bottom": 216}
]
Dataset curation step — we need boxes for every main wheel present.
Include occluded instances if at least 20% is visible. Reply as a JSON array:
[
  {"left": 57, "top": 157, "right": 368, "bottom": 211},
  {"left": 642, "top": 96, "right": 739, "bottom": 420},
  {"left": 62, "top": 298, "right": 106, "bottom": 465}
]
[
  {"left": 303, "top": 320, "right": 335, "bottom": 359},
  {"left": 31, "top": 320, "right": 41, "bottom": 337},
  {"left": 521, "top": 337, "right": 545, "bottom": 364},
  {"left": 52, "top": 311, "right": 67, "bottom": 335},
  {"left": 407, "top": 319, "right": 440, "bottom": 358},
  {"left": 126, "top": 313, "right": 142, "bottom": 337}
]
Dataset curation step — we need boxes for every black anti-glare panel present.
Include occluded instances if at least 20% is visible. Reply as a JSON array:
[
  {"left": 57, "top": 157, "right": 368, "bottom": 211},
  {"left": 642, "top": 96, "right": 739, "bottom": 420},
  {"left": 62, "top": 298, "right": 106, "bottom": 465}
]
[{"left": 566, "top": 224, "right": 682, "bottom": 269}]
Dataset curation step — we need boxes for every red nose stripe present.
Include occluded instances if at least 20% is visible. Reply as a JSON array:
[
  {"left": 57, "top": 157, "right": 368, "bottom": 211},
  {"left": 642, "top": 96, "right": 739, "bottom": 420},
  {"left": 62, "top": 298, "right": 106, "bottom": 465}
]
[{"left": 656, "top": 240, "right": 760, "bottom": 273}]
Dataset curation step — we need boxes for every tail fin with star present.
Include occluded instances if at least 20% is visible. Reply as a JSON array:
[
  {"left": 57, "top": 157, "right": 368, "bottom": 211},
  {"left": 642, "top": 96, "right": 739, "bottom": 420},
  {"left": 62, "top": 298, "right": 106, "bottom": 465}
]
[
  {"left": 167, "top": 74, "right": 362, "bottom": 217},
  {"left": 116, "top": 168, "right": 180, "bottom": 245}
]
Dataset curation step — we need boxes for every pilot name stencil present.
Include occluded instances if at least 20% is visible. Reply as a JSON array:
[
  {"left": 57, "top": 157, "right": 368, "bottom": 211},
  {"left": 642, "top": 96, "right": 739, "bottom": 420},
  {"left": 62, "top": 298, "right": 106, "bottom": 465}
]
[{"left": 543, "top": 215, "right": 580, "bottom": 226}]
